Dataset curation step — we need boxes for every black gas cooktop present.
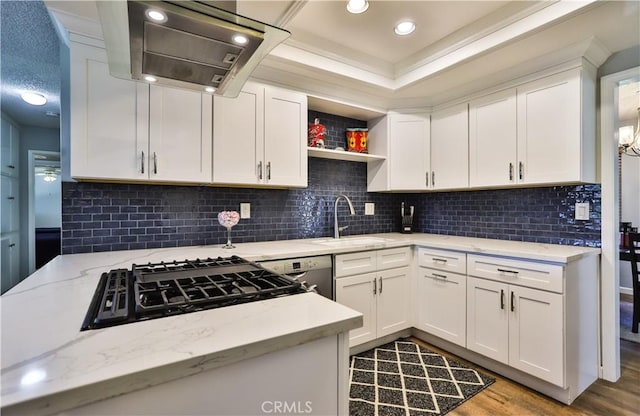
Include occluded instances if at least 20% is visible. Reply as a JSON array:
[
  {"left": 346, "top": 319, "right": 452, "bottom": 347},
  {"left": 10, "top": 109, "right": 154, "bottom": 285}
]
[{"left": 81, "top": 256, "right": 306, "bottom": 330}]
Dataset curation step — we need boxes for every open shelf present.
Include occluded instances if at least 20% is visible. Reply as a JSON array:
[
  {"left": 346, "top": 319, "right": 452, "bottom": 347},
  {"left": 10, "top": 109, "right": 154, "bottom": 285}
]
[{"left": 307, "top": 147, "right": 385, "bottom": 162}]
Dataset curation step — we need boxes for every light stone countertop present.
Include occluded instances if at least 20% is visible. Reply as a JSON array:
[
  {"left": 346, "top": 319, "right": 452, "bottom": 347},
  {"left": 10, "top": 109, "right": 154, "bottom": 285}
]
[{"left": 0, "top": 233, "right": 599, "bottom": 415}]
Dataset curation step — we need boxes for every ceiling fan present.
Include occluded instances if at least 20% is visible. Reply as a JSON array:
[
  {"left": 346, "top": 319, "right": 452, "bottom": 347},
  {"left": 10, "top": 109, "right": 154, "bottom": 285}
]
[{"left": 35, "top": 166, "right": 61, "bottom": 182}]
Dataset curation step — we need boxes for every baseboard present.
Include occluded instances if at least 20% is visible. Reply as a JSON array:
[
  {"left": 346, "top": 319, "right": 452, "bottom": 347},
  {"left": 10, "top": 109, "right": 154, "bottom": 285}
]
[{"left": 619, "top": 286, "right": 633, "bottom": 296}]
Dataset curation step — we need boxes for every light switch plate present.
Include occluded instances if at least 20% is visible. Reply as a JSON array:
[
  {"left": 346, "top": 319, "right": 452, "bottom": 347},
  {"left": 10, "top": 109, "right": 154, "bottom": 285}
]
[
  {"left": 240, "top": 203, "right": 251, "bottom": 219},
  {"left": 365, "top": 203, "right": 375, "bottom": 216},
  {"left": 575, "top": 202, "right": 589, "bottom": 220}
]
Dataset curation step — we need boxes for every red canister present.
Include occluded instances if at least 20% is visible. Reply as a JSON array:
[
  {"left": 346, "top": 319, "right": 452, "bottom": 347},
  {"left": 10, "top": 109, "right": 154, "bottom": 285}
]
[{"left": 346, "top": 128, "right": 368, "bottom": 153}]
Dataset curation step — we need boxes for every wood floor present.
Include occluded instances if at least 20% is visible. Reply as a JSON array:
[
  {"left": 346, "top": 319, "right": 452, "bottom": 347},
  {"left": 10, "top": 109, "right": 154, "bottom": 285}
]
[{"left": 410, "top": 338, "right": 640, "bottom": 416}]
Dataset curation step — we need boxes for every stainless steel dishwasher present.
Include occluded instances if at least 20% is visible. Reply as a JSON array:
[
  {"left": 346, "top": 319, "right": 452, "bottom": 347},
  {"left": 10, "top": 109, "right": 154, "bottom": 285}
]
[{"left": 259, "top": 255, "right": 334, "bottom": 300}]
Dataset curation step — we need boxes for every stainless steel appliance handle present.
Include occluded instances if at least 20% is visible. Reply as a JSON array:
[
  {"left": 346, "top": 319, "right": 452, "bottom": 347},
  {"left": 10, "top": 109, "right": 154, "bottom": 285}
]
[
  {"left": 153, "top": 152, "right": 158, "bottom": 174},
  {"left": 285, "top": 271, "right": 307, "bottom": 279},
  {"left": 141, "top": 151, "right": 145, "bottom": 174}
]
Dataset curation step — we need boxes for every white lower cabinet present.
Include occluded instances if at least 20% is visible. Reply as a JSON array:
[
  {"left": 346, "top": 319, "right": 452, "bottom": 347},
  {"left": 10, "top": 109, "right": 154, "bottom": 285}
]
[
  {"left": 466, "top": 276, "right": 564, "bottom": 386},
  {"left": 335, "top": 247, "right": 412, "bottom": 347},
  {"left": 1, "top": 234, "right": 20, "bottom": 294},
  {"left": 416, "top": 247, "right": 467, "bottom": 347}
]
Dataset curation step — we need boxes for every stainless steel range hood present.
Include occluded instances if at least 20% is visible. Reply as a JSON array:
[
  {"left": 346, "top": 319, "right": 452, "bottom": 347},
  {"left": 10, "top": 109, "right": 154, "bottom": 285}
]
[{"left": 96, "top": 1, "right": 290, "bottom": 97}]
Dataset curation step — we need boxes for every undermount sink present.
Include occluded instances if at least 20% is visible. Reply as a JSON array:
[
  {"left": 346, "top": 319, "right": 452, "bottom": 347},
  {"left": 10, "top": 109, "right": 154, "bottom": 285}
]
[{"left": 313, "top": 237, "right": 394, "bottom": 248}]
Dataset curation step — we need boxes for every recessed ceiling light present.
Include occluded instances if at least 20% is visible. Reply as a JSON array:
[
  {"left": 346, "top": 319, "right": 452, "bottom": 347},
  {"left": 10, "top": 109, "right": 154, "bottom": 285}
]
[
  {"left": 144, "top": 75, "right": 157, "bottom": 83},
  {"left": 145, "top": 9, "right": 167, "bottom": 23},
  {"left": 205, "top": 86, "right": 216, "bottom": 93},
  {"left": 395, "top": 20, "right": 416, "bottom": 36},
  {"left": 233, "top": 34, "right": 248, "bottom": 45},
  {"left": 21, "top": 92, "right": 47, "bottom": 106},
  {"left": 347, "top": 0, "right": 369, "bottom": 14}
]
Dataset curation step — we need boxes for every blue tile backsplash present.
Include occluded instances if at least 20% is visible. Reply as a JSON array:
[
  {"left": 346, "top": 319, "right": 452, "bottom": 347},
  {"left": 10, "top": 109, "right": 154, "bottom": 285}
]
[{"left": 61, "top": 111, "right": 601, "bottom": 254}]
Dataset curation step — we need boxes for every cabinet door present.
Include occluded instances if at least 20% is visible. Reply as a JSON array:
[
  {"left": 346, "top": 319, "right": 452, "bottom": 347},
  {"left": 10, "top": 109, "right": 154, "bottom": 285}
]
[
  {"left": 149, "top": 86, "right": 212, "bottom": 183},
  {"left": 417, "top": 268, "right": 466, "bottom": 347},
  {"left": 0, "top": 235, "right": 19, "bottom": 294},
  {"left": 377, "top": 266, "right": 411, "bottom": 338},
  {"left": 335, "top": 251, "right": 377, "bottom": 278},
  {"left": 430, "top": 103, "right": 469, "bottom": 190},
  {"left": 70, "top": 42, "right": 148, "bottom": 180},
  {"left": 469, "top": 89, "right": 517, "bottom": 187},
  {"left": 1, "top": 176, "right": 19, "bottom": 233},
  {"left": 213, "top": 82, "right": 264, "bottom": 185},
  {"left": 466, "top": 277, "right": 509, "bottom": 364},
  {"left": 509, "top": 286, "right": 564, "bottom": 386},
  {"left": 1, "top": 118, "right": 19, "bottom": 177},
  {"left": 517, "top": 69, "right": 582, "bottom": 184},
  {"left": 264, "top": 86, "right": 307, "bottom": 187},
  {"left": 335, "top": 272, "right": 377, "bottom": 347},
  {"left": 388, "top": 113, "right": 430, "bottom": 190}
]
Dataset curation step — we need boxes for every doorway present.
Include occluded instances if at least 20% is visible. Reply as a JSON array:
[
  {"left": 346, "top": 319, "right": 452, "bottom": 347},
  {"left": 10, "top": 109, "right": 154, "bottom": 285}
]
[
  {"left": 28, "top": 150, "right": 61, "bottom": 273},
  {"left": 600, "top": 66, "right": 640, "bottom": 381}
]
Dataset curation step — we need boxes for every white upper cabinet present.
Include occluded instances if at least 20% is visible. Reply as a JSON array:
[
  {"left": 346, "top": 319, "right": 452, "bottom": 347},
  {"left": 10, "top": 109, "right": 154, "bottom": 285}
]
[
  {"left": 213, "top": 82, "right": 307, "bottom": 187},
  {"left": 1, "top": 117, "right": 19, "bottom": 177},
  {"left": 148, "top": 86, "right": 212, "bottom": 183},
  {"left": 430, "top": 103, "right": 469, "bottom": 190},
  {"left": 263, "top": 86, "right": 307, "bottom": 187},
  {"left": 516, "top": 67, "right": 595, "bottom": 185},
  {"left": 70, "top": 40, "right": 212, "bottom": 183},
  {"left": 367, "top": 113, "right": 430, "bottom": 192},
  {"left": 469, "top": 89, "right": 517, "bottom": 187},
  {"left": 70, "top": 41, "right": 147, "bottom": 180}
]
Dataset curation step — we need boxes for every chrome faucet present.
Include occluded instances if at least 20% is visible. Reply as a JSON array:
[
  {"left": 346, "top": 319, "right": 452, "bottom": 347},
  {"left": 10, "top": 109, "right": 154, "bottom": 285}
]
[{"left": 334, "top": 194, "right": 355, "bottom": 239}]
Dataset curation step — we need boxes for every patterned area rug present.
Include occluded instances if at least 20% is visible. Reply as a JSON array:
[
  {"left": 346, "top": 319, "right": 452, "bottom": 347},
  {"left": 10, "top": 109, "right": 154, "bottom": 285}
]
[{"left": 349, "top": 340, "right": 495, "bottom": 415}]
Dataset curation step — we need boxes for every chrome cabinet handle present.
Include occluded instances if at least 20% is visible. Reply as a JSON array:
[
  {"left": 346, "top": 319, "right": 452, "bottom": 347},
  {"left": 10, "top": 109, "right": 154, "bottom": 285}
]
[
  {"left": 7, "top": 196, "right": 15, "bottom": 200},
  {"left": 258, "top": 161, "right": 263, "bottom": 180},
  {"left": 373, "top": 278, "right": 377, "bottom": 295},
  {"left": 153, "top": 152, "right": 158, "bottom": 174},
  {"left": 500, "top": 289, "right": 505, "bottom": 310},
  {"left": 432, "top": 257, "right": 448, "bottom": 264},
  {"left": 9, "top": 243, "right": 16, "bottom": 248},
  {"left": 509, "top": 163, "right": 514, "bottom": 181},
  {"left": 141, "top": 151, "right": 145, "bottom": 174},
  {"left": 7, "top": 165, "right": 15, "bottom": 169},
  {"left": 431, "top": 171, "right": 435, "bottom": 186},
  {"left": 432, "top": 273, "right": 447, "bottom": 279},
  {"left": 426, "top": 171, "right": 429, "bottom": 187},
  {"left": 379, "top": 276, "right": 382, "bottom": 293},
  {"left": 519, "top": 161, "right": 524, "bottom": 180},
  {"left": 267, "top": 162, "right": 271, "bottom": 180},
  {"left": 497, "top": 268, "right": 519, "bottom": 275},
  {"left": 510, "top": 291, "right": 515, "bottom": 312}
]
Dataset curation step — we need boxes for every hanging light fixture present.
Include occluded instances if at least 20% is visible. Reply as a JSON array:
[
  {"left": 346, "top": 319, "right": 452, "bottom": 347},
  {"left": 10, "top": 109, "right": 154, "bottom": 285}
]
[
  {"left": 619, "top": 107, "right": 640, "bottom": 157},
  {"left": 43, "top": 171, "right": 57, "bottom": 182}
]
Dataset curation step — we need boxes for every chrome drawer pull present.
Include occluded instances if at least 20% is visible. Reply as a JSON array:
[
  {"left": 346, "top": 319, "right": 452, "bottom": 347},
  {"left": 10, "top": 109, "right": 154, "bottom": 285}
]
[
  {"left": 497, "top": 268, "right": 519, "bottom": 275},
  {"left": 432, "top": 257, "right": 448, "bottom": 264},
  {"left": 432, "top": 273, "right": 447, "bottom": 279}
]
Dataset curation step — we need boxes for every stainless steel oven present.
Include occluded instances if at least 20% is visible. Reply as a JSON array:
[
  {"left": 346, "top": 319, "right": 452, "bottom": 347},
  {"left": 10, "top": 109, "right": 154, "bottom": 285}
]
[{"left": 259, "top": 255, "right": 334, "bottom": 300}]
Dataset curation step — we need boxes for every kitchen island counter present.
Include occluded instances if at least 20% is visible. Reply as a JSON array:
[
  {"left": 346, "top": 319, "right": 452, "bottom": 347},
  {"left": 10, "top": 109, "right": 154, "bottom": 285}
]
[{"left": 1, "top": 233, "right": 599, "bottom": 415}]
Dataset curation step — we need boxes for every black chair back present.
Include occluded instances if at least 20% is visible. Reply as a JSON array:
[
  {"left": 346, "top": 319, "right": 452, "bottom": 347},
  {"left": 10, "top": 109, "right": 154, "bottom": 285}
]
[{"left": 628, "top": 232, "right": 640, "bottom": 333}]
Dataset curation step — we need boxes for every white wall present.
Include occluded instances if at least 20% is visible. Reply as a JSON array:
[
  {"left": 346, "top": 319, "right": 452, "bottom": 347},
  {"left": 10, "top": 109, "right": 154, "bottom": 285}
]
[{"left": 34, "top": 173, "right": 61, "bottom": 228}]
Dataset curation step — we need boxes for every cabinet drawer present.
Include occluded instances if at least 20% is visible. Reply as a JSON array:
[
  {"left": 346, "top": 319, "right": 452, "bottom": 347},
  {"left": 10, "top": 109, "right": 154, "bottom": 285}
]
[
  {"left": 377, "top": 247, "right": 411, "bottom": 270},
  {"left": 418, "top": 247, "right": 466, "bottom": 274},
  {"left": 335, "top": 251, "right": 377, "bottom": 278},
  {"left": 467, "top": 254, "right": 564, "bottom": 293}
]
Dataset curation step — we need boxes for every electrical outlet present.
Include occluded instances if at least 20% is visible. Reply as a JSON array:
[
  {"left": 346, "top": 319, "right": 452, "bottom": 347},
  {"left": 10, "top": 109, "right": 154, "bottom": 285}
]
[
  {"left": 575, "top": 202, "right": 589, "bottom": 220},
  {"left": 364, "top": 203, "right": 375, "bottom": 216},
  {"left": 240, "top": 203, "right": 251, "bottom": 219}
]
